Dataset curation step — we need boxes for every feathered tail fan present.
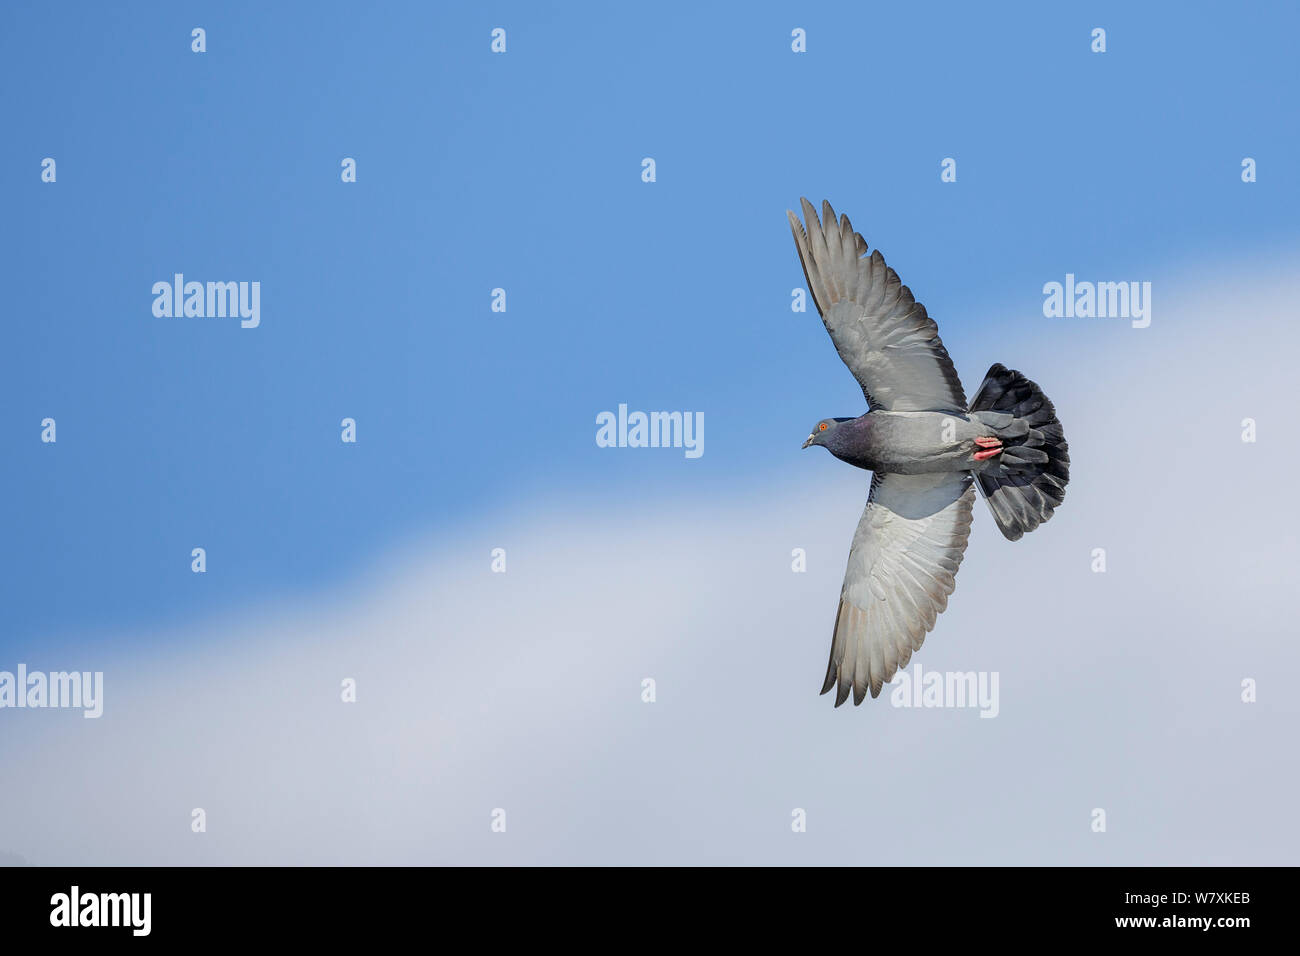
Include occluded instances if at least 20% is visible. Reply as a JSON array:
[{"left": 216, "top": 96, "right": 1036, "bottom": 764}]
[{"left": 967, "top": 364, "right": 1070, "bottom": 541}]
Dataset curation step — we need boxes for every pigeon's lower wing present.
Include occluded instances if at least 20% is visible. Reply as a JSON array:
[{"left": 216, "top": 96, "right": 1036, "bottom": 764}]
[
  {"left": 824, "top": 471, "right": 975, "bottom": 706},
  {"left": 787, "top": 198, "right": 967, "bottom": 413}
]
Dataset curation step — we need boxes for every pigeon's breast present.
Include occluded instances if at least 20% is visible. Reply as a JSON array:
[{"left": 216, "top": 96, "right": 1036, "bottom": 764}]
[{"left": 857, "top": 411, "right": 983, "bottom": 475}]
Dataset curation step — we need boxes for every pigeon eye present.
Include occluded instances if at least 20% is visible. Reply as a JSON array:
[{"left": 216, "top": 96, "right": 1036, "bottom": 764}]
[{"left": 819, "top": 422, "right": 828, "bottom": 431}]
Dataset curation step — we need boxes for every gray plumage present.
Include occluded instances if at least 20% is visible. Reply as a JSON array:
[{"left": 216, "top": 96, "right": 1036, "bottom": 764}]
[{"left": 790, "top": 198, "right": 1070, "bottom": 706}]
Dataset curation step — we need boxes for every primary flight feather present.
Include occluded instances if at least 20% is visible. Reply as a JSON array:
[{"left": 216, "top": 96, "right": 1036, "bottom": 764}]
[{"left": 789, "top": 198, "right": 1070, "bottom": 706}]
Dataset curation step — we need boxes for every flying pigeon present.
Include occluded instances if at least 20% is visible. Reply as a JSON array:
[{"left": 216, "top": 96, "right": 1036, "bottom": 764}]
[{"left": 788, "top": 198, "right": 1070, "bottom": 706}]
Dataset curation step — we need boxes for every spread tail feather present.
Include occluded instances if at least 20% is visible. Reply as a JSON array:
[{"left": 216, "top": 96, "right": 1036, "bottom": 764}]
[{"left": 967, "top": 363, "right": 1069, "bottom": 541}]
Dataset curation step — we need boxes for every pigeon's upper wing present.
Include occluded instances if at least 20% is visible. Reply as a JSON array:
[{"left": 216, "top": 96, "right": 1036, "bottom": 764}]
[
  {"left": 824, "top": 471, "right": 975, "bottom": 705},
  {"left": 788, "top": 198, "right": 966, "bottom": 413}
]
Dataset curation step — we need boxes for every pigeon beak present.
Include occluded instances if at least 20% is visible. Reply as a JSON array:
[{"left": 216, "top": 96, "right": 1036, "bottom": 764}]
[{"left": 802, "top": 434, "right": 815, "bottom": 449}]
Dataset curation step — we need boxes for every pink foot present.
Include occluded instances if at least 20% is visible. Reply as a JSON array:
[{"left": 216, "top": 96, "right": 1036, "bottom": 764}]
[{"left": 973, "top": 436, "right": 1003, "bottom": 461}]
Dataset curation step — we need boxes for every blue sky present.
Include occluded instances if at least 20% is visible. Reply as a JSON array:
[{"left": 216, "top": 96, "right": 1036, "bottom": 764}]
[{"left": 4, "top": 0, "right": 1298, "bottom": 653}]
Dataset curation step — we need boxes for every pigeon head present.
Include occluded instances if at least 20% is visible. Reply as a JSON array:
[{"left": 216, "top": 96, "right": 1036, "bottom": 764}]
[{"left": 802, "top": 417, "right": 855, "bottom": 450}]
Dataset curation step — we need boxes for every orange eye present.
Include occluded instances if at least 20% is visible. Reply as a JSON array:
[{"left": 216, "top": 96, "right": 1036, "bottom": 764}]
[{"left": 818, "top": 422, "right": 828, "bottom": 431}]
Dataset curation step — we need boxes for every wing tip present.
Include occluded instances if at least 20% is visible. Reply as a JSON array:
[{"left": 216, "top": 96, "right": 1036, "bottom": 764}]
[
  {"left": 786, "top": 208, "right": 806, "bottom": 242},
  {"left": 822, "top": 667, "right": 888, "bottom": 707},
  {"left": 799, "top": 195, "right": 819, "bottom": 229}
]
